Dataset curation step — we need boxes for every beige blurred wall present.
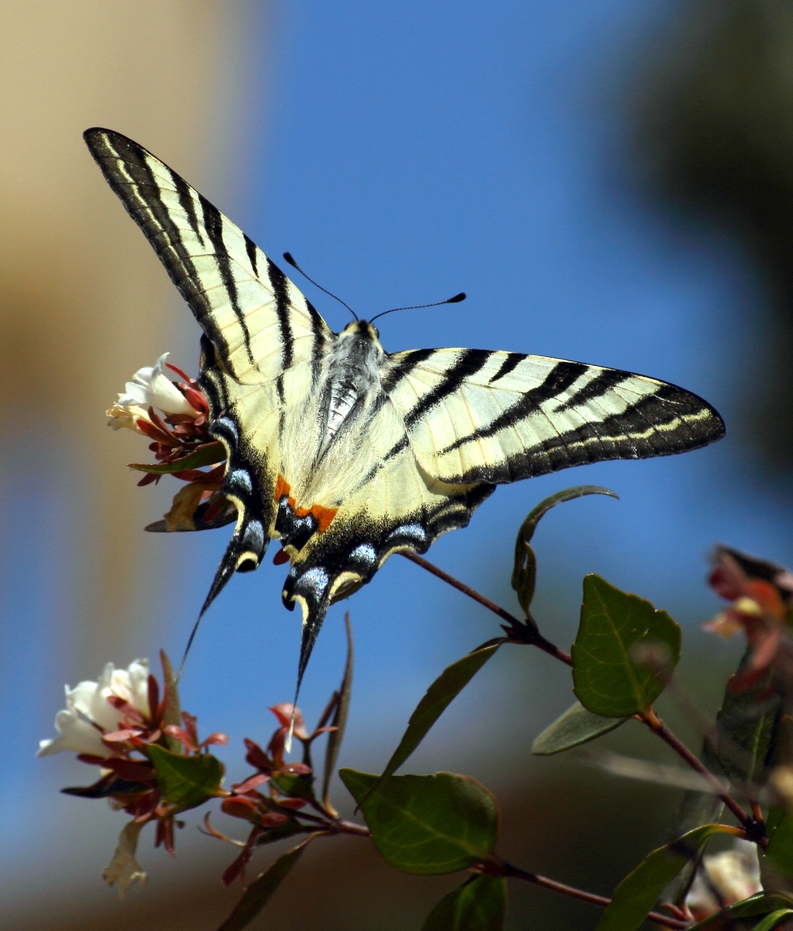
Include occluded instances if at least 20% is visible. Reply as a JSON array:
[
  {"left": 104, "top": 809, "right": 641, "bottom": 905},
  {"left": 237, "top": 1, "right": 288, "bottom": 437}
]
[{"left": 0, "top": 2, "right": 260, "bottom": 665}]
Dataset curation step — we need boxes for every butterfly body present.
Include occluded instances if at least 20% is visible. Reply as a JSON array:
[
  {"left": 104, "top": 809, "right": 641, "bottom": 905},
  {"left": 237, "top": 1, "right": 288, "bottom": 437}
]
[{"left": 84, "top": 127, "right": 725, "bottom": 693}]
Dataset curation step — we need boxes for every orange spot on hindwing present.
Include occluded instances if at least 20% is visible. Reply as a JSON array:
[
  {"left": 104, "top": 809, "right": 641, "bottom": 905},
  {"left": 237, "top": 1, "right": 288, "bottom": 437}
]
[
  {"left": 275, "top": 474, "right": 291, "bottom": 501},
  {"left": 274, "top": 473, "right": 338, "bottom": 535}
]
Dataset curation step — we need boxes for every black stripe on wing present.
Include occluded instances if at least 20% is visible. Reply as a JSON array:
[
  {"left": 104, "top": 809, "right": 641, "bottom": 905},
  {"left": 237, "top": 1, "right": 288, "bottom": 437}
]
[
  {"left": 435, "top": 360, "right": 589, "bottom": 452},
  {"left": 267, "top": 258, "right": 294, "bottom": 412},
  {"left": 438, "top": 378, "right": 724, "bottom": 483},
  {"left": 489, "top": 352, "right": 523, "bottom": 384},
  {"left": 551, "top": 367, "right": 633, "bottom": 410},
  {"left": 380, "top": 348, "right": 437, "bottom": 394},
  {"left": 198, "top": 193, "right": 256, "bottom": 368},
  {"left": 403, "top": 349, "right": 494, "bottom": 429},
  {"left": 85, "top": 129, "right": 243, "bottom": 363}
]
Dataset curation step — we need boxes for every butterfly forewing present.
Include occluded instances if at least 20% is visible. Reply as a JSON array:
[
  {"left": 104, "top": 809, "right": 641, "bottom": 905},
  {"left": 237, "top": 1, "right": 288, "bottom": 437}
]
[
  {"left": 386, "top": 348, "right": 724, "bottom": 485},
  {"left": 83, "top": 128, "right": 331, "bottom": 386}
]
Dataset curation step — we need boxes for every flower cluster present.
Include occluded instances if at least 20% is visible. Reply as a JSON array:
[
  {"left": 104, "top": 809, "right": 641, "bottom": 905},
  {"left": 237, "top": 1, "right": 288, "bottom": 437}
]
[
  {"left": 38, "top": 658, "right": 350, "bottom": 901},
  {"left": 106, "top": 353, "right": 231, "bottom": 532},
  {"left": 38, "top": 657, "right": 227, "bottom": 895},
  {"left": 706, "top": 545, "right": 793, "bottom": 693},
  {"left": 210, "top": 705, "right": 324, "bottom": 886}
]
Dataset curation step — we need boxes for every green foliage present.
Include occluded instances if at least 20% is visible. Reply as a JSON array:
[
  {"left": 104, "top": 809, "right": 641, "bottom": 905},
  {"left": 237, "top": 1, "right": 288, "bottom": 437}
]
[
  {"left": 70, "top": 484, "right": 791, "bottom": 930},
  {"left": 340, "top": 770, "right": 499, "bottom": 874},
  {"left": 159, "top": 650, "right": 183, "bottom": 754},
  {"left": 216, "top": 836, "right": 313, "bottom": 931},
  {"left": 532, "top": 699, "right": 628, "bottom": 755},
  {"left": 420, "top": 875, "right": 507, "bottom": 931},
  {"left": 713, "top": 645, "right": 781, "bottom": 787},
  {"left": 129, "top": 439, "right": 226, "bottom": 473},
  {"left": 752, "top": 909, "right": 793, "bottom": 930},
  {"left": 511, "top": 485, "right": 617, "bottom": 615},
  {"left": 690, "top": 894, "right": 793, "bottom": 929},
  {"left": 321, "top": 613, "right": 354, "bottom": 812},
  {"left": 147, "top": 744, "right": 224, "bottom": 810},
  {"left": 372, "top": 644, "right": 501, "bottom": 789},
  {"left": 572, "top": 574, "right": 681, "bottom": 716},
  {"left": 767, "top": 809, "right": 793, "bottom": 876},
  {"left": 595, "top": 824, "right": 736, "bottom": 931}
]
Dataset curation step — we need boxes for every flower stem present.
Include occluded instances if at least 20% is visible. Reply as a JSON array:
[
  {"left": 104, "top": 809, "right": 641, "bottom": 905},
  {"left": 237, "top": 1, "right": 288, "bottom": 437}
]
[
  {"left": 491, "top": 859, "right": 688, "bottom": 929},
  {"left": 400, "top": 551, "right": 572, "bottom": 665},
  {"left": 639, "top": 708, "right": 765, "bottom": 845}
]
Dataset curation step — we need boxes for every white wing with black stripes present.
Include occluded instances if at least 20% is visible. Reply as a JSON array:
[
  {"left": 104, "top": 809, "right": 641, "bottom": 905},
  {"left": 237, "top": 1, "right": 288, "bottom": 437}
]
[
  {"left": 84, "top": 127, "right": 726, "bottom": 702},
  {"left": 385, "top": 348, "right": 720, "bottom": 484}
]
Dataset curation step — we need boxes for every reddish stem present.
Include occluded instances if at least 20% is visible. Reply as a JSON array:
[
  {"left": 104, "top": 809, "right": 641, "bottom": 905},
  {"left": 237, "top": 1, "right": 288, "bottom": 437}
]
[
  {"left": 400, "top": 551, "right": 572, "bottom": 666},
  {"left": 495, "top": 860, "right": 688, "bottom": 929},
  {"left": 640, "top": 709, "right": 765, "bottom": 845}
]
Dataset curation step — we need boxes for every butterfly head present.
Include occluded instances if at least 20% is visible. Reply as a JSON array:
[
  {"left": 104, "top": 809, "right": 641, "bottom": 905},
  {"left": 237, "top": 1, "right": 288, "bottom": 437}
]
[{"left": 340, "top": 318, "right": 381, "bottom": 343}]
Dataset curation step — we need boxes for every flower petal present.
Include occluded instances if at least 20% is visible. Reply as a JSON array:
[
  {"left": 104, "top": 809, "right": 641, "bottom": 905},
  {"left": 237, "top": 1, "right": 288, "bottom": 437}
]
[
  {"left": 103, "top": 820, "right": 148, "bottom": 898},
  {"left": 36, "top": 707, "right": 107, "bottom": 758}
]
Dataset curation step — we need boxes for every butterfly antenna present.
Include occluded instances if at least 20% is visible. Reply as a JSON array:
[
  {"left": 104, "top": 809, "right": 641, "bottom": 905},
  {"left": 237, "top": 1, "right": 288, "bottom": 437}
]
[
  {"left": 369, "top": 291, "right": 465, "bottom": 324},
  {"left": 283, "top": 252, "right": 358, "bottom": 321}
]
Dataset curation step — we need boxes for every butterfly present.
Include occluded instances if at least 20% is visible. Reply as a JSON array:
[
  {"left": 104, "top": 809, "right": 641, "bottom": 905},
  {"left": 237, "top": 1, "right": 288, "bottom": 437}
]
[{"left": 85, "top": 127, "right": 725, "bottom": 698}]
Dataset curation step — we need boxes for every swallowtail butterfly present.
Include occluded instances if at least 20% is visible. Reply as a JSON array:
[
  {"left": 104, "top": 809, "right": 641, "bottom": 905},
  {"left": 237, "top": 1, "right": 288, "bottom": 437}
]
[{"left": 85, "top": 128, "right": 725, "bottom": 697}]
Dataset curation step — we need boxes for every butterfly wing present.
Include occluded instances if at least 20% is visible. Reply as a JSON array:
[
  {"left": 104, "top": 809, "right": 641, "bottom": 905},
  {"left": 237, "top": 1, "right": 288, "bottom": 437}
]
[
  {"left": 84, "top": 128, "right": 332, "bottom": 611},
  {"left": 383, "top": 348, "right": 725, "bottom": 484}
]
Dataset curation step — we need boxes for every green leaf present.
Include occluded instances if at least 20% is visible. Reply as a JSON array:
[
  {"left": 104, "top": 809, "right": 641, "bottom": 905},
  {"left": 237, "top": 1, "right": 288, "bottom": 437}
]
[
  {"left": 752, "top": 910, "right": 793, "bottom": 931},
  {"left": 340, "top": 770, "right": 499, "bottom": 875},
  {"left": 147, "top": 744, "right": 224, "bottom": 809},
  {"left": 511, "top": 485, "right": 617, "bottom": 614},
  {"left": 595, "top": 823, "right": 735, "bottom": 931},
  {"left": 532, "top": 700, "right": 629, "bottom": 755},
  {"left": 253, "top": 820, "right": 305, "bottom": 847},
  {"left": 269, "top": 771, "right": 315, "bottom": 802},
  {"left": 690, "top": 894, "right": 793, "bottom": 929},
  {"left": 373, "top": 645, "right": 500, "bottom": 791},
  {"left": 216, "top": 835, "right": 315, "bottom": 931},
  {"left": 159, "top": 650, "right": 182, "bottom": 754},
  {"left": 767, "top": 810, "right": 793, "bottom": 876},
  {"left": 129, "top": 440, "right": 226, "bottom": 474},
  {"left": 713, "top": 645, "right": 781, "bottom": 788},
  {"left": 421, "top": 875, "right": 507, "bottom": 931},
  {"left": 322, "top": 612, "right": 354, "bottom": 812},
  {"left": 572, "top": 575, "right": 681, "bottom": 717},
  {"left": 660, "top": 737, "right": 726, "bottom": 907}
]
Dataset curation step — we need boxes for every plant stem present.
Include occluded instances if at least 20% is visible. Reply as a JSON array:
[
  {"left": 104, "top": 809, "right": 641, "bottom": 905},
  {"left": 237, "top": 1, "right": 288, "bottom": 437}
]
[
  {"left": 494, "top": 860, "right": 688, "bottom": 929},
  {"left": 400, "top": 551, "right": 572, "bottom": 666},
  {"left": 331, "top": 818, "right": 371, "bottom": 837},
  {"left": 640, "top": 708, "right": 765, "bottom": 845}
]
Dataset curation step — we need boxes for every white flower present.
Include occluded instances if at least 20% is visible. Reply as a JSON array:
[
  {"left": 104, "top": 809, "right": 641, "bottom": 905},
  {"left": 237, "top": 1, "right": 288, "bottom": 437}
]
[
  {"left": 686, "top": 839, "right": 761, "bottom": 919},
  {"left": 37, "top": 659, "right": 151, "bottom": 758},
  {"left": 107, "top": 352, "right": 195, "bottom": 432}
]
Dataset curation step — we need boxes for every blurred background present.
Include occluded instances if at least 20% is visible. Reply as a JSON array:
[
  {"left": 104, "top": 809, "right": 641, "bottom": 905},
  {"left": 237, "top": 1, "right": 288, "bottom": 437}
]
[{"left": 2, "top": 1, "right": 791, "bottom": 928}]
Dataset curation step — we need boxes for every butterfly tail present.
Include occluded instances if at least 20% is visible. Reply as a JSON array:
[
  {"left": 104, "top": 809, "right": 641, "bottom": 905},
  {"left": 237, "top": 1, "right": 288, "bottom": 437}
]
[
  {"left": 281, "top": 563, "right": 340, "bottom": 750},
  {"left": 176, "top": 516, "right": 270, "bottom": 680}
]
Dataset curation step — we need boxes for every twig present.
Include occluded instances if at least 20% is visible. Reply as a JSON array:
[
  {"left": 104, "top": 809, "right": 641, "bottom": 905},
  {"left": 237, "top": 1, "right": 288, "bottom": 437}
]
[
  {"left": 492, "top": 860, "right": 688, "bottom": 929},
  {"left": 400, "top": 551, "right": 572, "bottom": 666},
  {"left": 329, "top": 818, "right": 371, "bottom": 838},
  {"left": 640, "top": 708, "right": 765, "bottom": 846}
]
